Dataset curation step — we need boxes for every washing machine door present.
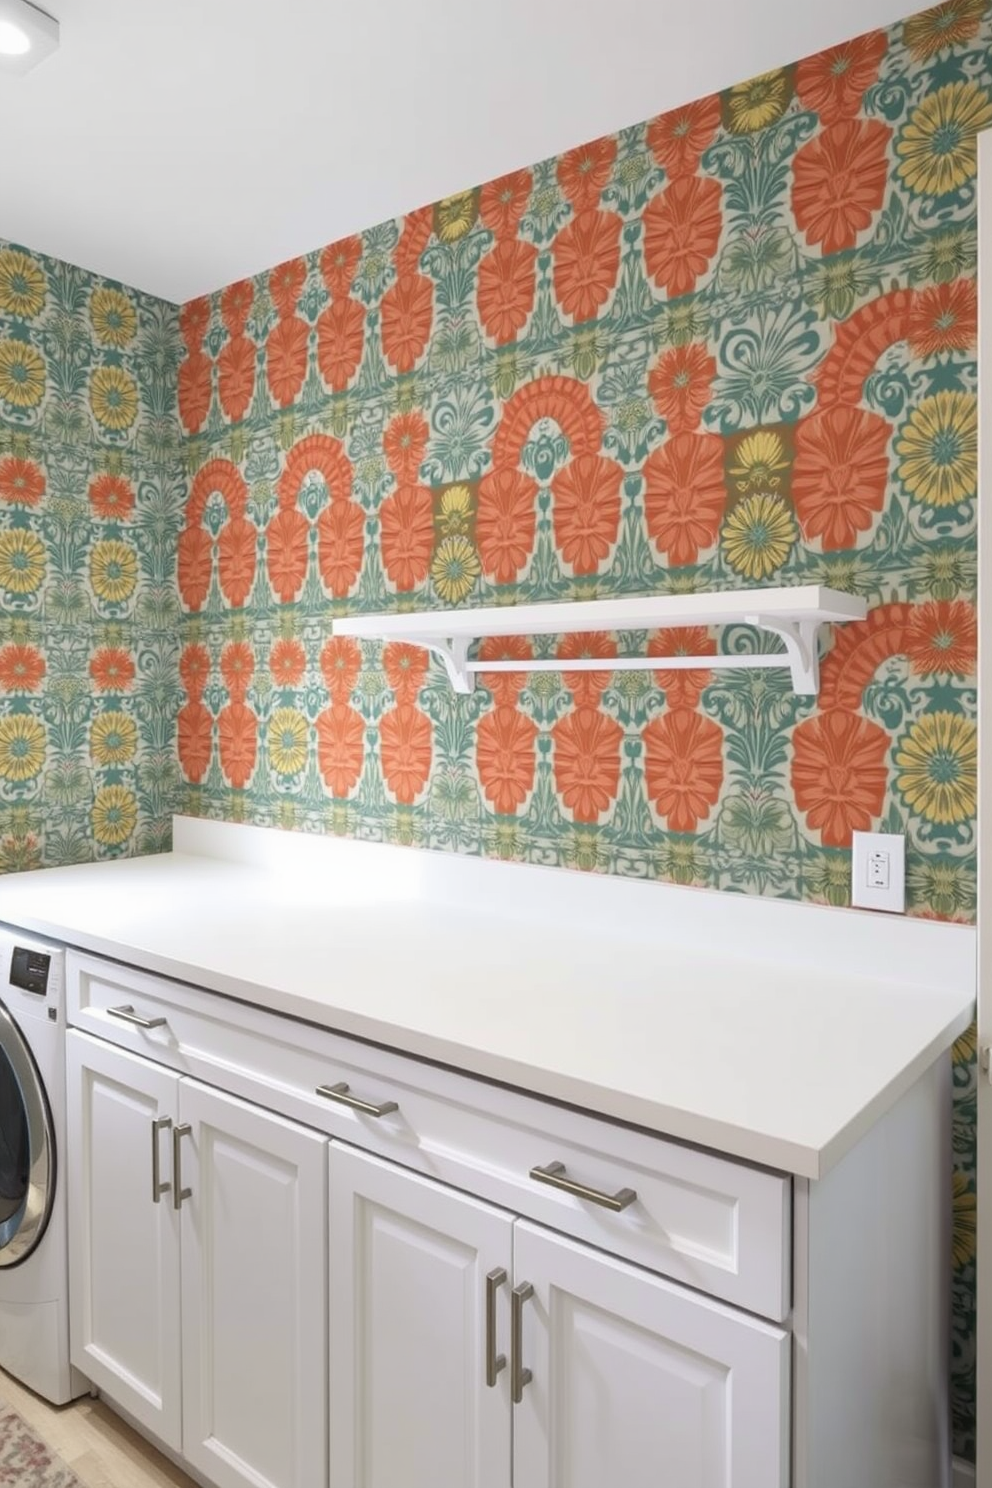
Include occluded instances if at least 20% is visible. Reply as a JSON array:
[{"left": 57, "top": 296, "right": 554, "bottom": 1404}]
[{"left": 0, "top": 999, "right": 54, "bottom": 1267}]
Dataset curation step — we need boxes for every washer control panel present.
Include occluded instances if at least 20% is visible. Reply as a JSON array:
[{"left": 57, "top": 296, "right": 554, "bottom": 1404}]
[{"left": 9, "top": 947, "right": 51, "bottom": 996}]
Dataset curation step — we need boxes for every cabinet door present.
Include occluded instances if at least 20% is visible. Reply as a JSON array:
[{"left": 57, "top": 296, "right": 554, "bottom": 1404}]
[
  {"left": 178, "top": 1078, "right": 328, "bottom": 1488},
  {"left": 66, "top": 1029, "right": 182, "bottom": 1449},
  {"left": 328, "top": 1142, "right": 513, "bottom": 1488},
  {"left": 513, "top": 1220, "right": 790, "bottom": 1488}
]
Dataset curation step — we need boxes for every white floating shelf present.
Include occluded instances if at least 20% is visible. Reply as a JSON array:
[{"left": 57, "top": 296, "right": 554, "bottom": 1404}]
[{"left": 333, "top": 585, "right": 867, "bottom": 697}]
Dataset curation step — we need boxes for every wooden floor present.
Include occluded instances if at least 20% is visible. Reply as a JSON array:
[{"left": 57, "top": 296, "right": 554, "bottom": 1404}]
[{"left": 0, "top": 1369, "right": 199, "bottom": 1488}]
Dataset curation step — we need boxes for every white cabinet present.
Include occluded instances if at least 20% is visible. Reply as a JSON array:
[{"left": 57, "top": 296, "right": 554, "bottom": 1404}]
[
  {"left": 66, "top": 1030, "right": 328, "bottom": 1488},
  {"left": 328, "top": 1143, "right": 789, "bottom": 1488}
]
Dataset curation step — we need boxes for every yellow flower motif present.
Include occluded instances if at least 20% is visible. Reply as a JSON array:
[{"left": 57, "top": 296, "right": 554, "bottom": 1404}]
[
  {"left": 726, "top": 70, "right": 790, "bottom": 134},
  {"left": 438, "top": 484, "right": 473, "bottom": 534},
  {"left": 434, "top": 190, "right": 477, "bottom": 243},
  {"left": 90, "top": 365, "right": 138, "bottom": 432},
  {"left": 896, "top": 82, "right": 992, "bottom": 197},
  {"left": 0, "top": 339, "right": 46, "bottom": 409},
  {"left": 722, "top": 493, "right": 796, "bottom": 580},
  {"left": 0, "top": 715, "right": 46, "bottom": 782},
  {"left": 92, "top": 784, "right": 137, "bottom": 846},
  {"left": 903, "top": 0, "right": 985, "bottom": 62},
  {"left": 0, "top": 529, "right": 45, "bottom": 594},
  {"left": 90, "top": 288, "right": 137, "bottom": 348},
  {"left": 90, "top": 539, "right": 138, "bottom": 603},
  {"left": 0, "top": 250, "right": 46, "bottom": 318},
  {"left": 952, "top": 1021, "right": 976, "bottom": 1066},
  {"left": 431, "top": 534, "right": 481, "bottom": 603},
  {"left": 895, "top": 711, "right": 976, "bottom": 825},
  {"left": 90, "top": 710, "right": 137, "bottom": 766},
  {"left": 268, "top": 707, "right": 308, "bottom": 775},
  {"left": 951, "top": 1170, "right": 976, "bottom": 1270},
  {"left": 728, "top": 430, "right": 789, "bottom": 492},
  {"left": 896, "top": 391, "right": 976, "bottom": 508}
]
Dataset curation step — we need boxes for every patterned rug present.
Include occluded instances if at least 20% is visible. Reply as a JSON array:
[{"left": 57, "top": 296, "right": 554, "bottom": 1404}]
[{"left": 0, "top": 1402, "right": 81, "bottom": 1486}]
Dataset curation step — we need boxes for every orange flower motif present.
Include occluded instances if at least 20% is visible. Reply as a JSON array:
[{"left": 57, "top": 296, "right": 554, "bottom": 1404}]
[
  {"left": 558, "top": 631, "right": 617, "bottom": 707},
  {"left": 477, "top": 635, "right": 533, "bottom": 706},
  {"left": 218, "top": 334, "right": 256, "bottom": 423},
  {"left": 476, "top": 468, "right": 539, "bottom": 585},
  {"left": 265, "top": 316, "right": 309, "bottom": 408},
  {"left": 379, "top": 703, "right": 432, "bottom": 805},
  {"left": 795, "top": 31, "right": 888, "bottom": 125},
  {"left": 648, "top": 627, "right": 716, "bottom": 709},
  {"left": 178, "top": 702, "right": 213, "bottom": 784},
  {"left": 177, "top": 525, "right": 213, "bottom": 612},
  {"left": 178, "top": 349, "right": 212, "bottom": 433},
  {"left": 217, "top": 515, "right": 258, "bottom": 608},
  {"left": 218, "top": 701, "right": 257, "bottom": 790},
  {"left": 380, "top": 484, "right": 433, "bottom": 592},
  {"left": 791, "top": 710, "right": 889, "bottom": 846},
  {"left": 316, "top": 297, "right": 365, "bottom": 393},
  {"left": 179, "top": 297, "right": 210, "bottom": 352},
  {"left": 88, "top": 473, "right": 134, "bottom": 520},
  {"left": 220, "top": 640, "right": 254, "bottom": 701},
  {"left": 908, "top": 279, "right": 977, "bottom": 357},
  {"left": 552, "top": 209, "right": 622, "bottom": 324},
  {"left": 269, "top": 257, "right": 307, "bottom": 317},
  {"left": 552, "top": 705, "right": 624, "bottom": 824},
  {"left": 477, "top": 239, "right": 538, "bottom": 345},
  {"left": 380, "top": 272, "right": 433, "bottom": 374},
  {"left": 0, "top": 457, "right": 44, "bottom": 506},
  {"left": 479, "top": 169, "right": 533, "bottom": 239},
  {"left": 792, "top": 119, "right": 891, "bottom": 254},
  {"left": 317, "top": 500, "right": 365, "bottom": 598},
  {"left": 906, "top": 600, "right": 976, "bottom": 676},
  {"left": 221, "top": 280, "right": 253, "bottom": 337},
  {"left": 648, "top": 343, "right": 716, "bottom": 433},
  {"left": 643, "top": 709, "right": 724, "bottom": 832},
  {"left": 316, "top": 702, "right": 365, "bottom": 797},
  {"left": 643, "top": 176, "right": 723, "bottom": 298},
  {"left": 266, "top": 505, "right": 309, "bottom": 602},
  {"left": 476, "top": 705, "right": 539, "bottom": 815},
  {"left": 383, "top": 642, "right": 429, "bottom": 702},
  {"left": 646, "top": 94, "right": 722, "bottom": 178},
  {"left": 552, "top": 454, "right": 623, "bottom": 576},
  {"left": 642, "top": 432, "right": 725, "bottom": 566},
  {"left": 395, "top": 206, "right": 434, "bottom": 277},
  {"left": 179, "top": 643, "right": 210, "bottom": 700},
  {"left": 270, "top": 638, "right": 306, "bottom": 688},
  {"left": 383, "top": 411, "right": 429, "bottom": 483},
  {"left": 792, "top": 405, "right": 891, "bottom": 550},
  {"left": 0, "top": 644, "right": 45, "bottom": 692},
  {"left": 90, "top": 646, "right": 136, "bottom": 692},
  {"left": 320, "top": 636, "right": 362, "bottom": 701},
  {"left": 557, "top": 137, "right": 617, "bottom": 210},
  {"left": 320, "top": 236, "right": 363, "bottom": 299}
]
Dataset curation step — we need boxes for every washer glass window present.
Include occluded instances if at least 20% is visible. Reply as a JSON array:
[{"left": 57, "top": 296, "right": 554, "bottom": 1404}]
[{"left": 0, "top": 1003, "right": 53, "bottom": 1266}]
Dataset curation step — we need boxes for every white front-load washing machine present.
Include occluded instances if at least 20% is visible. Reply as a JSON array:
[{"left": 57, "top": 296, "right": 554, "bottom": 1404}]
[{"left": 0, "top": 924, "right": 86, "bottom": 1402}]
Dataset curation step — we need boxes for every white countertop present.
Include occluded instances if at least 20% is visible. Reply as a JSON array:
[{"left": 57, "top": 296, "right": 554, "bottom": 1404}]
[{"left": 0, "top": 818, "right": 975, "bottom": 1180}]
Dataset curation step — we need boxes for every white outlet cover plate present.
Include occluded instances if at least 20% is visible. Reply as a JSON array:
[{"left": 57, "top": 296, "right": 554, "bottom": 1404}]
[{"left": 851, "top": 831, "right": 906, "bottom": 914}]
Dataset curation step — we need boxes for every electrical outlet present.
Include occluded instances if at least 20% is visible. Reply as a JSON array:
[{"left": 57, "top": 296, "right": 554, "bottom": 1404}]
[{"left": 851, "top": 831, "right": 905, "bottom": 913}]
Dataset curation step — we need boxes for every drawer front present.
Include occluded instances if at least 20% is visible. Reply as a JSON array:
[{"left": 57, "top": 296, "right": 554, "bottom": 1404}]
[{"left": 68, "top": 951, "right": 790, "bottom": 1320}]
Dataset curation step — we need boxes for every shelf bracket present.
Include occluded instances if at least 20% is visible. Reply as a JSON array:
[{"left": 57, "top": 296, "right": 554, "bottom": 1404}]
[
  {"left": 747, "top": 614, "right": 820, "bottom": 696},
  {"left": 422, "top": 636, "right": 474, "bottom": 695}
]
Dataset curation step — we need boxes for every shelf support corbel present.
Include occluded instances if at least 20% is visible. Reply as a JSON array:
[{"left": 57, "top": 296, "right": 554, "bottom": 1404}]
[
  {"left": 422, "top": 636, "right": 474, "bottom": 695},
  {"left": 747, "top": 614, "right": 820, "bottom": 695}
]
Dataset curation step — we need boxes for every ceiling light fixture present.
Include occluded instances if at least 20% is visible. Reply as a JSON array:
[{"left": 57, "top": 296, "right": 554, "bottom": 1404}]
[{"left": 0, "top": 0, "right": 58, "bottom": 74}]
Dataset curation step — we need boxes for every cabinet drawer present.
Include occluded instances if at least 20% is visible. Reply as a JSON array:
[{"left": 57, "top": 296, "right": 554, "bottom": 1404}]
[{"left": 68, "top": 950, "right": 791, "bottom": 1320}]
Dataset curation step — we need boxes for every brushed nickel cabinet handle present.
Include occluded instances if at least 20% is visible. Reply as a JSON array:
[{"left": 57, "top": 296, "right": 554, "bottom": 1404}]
[
  {"left": 172, "top": 1123, "right": 192, "bottom": 1211},
  {"left": 315, "top": 1082, "right": 398, "bottom": 1118},
  {"left": 108, "top": 1003, "right": 167, "bottom": 1031},
  {"left": 151, "top": 1116, "right": 172, "bottom": 1204},
  {"left": 485, "top": 1268, "right": 506, "bottom": 1387},
  {"left": 511, "top": 1282, "right": 533, "bottom": 1404},
  {"left": 529, "top": 1160, "right": 636, "bottom": 1212}
]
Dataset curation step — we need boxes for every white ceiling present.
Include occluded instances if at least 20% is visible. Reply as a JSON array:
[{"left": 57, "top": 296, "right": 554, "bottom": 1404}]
[{"left": 1, "top": 0, "right": 914, "bottom": 305}]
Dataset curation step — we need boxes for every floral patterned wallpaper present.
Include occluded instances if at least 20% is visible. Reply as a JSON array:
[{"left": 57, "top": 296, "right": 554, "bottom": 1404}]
[
  {"left": 173, "top": 0, "right": 985, "bottom": 1454},
  {"left": 0, "top": 241, "right": 184, "bottom": 870}
]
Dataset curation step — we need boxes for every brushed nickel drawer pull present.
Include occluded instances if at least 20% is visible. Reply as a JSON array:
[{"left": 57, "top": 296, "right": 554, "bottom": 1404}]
[
  {"left": 151, "top": 1116, "right": 172, "bottom": 1204},
  {"left": 108, "top": 1003, "right": 167, "bottom": 1030},
  {"left": 485, "top": 1268, "right": 506, "bottom": 1387},
  {"left": 315, "top": 1082, "right": 398, "bottom": 1118},
  {"left": 172, "top": 1123, "right": 192, "bottom": 1211},
  {"left": 511, "top": 1282, "right": 533, "bottom": 1404},
  {"left": 529, "top": 1160, "right": 637, "bottom": 1212}
]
